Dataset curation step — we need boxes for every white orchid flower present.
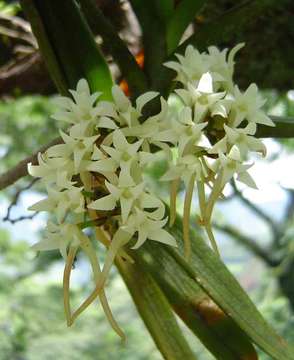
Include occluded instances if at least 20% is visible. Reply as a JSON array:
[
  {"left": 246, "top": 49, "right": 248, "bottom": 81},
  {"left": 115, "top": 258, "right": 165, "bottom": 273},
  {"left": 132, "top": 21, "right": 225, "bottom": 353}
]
[
  {"left": 176, "top": 73, "right": 226, "bottom": 123},
  {"left": 164, "top": 45, "right": 209, "bottom": 85},
  {"left": 28, "top": 152, "right": 74, "bottom": 185},
  {"left": 48, "top": 130, "right": 99, "bottom": 173},
  {"left": 209, "top": 123, "right": 266, "bottom": 159},
  {"left": 175, "top": 106, "right": 207, "bottom": 156},
  {"left": 31, "top": 222, "right": 83, "bottom": 259},
  {"left": 29, "top": 186, "right": 85, "bottom": 223},
  {"left": 123, "top": 207, "right": 177, "bottom": 249},
  {"left": 161, "top": 154, "right": 206, "bottom": 187},
  {"left": 102, "top": 130, "right": 143, "bottom": 186},
  {"left": 52, "top": 79, "right": 101, "bottom": 124},
  {"left": 88, "top": 181, "right": 145, "bottom": 224},
  {"left": 230, "top": 84, "right": 275, "bottom": 127},
  {"left": 111, "top": 85, "right": 159, "bottom": 127},
  {"left": 210, "top": 146, "right": 257, "bottom": 188},
  {"left": 205, "top": 43, "right": 244, "bottom": 91}
]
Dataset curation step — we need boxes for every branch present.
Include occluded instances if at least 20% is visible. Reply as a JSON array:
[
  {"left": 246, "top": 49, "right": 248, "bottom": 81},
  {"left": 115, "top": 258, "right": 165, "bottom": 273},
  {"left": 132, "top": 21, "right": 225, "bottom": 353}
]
[
  {"left": 4, "top": 211, "right": 39, "bottom": 224},
  {"left": 256, "top": 116, "right": 294, "bottom": 139},
  {"left": 0, "top": 137, "right": 62, "bottom": 191},
  {"left": 3, "top": 178, "right": 38, "bottom": 223},
  {"left": 0, "top": 51, "right": 53, "bottom": 96},
  {"left": 212, "top": 221, "right": 279, "bottom": 267},
  {"left": 231, "top": 181, "right": 282, "bottom": 242}
]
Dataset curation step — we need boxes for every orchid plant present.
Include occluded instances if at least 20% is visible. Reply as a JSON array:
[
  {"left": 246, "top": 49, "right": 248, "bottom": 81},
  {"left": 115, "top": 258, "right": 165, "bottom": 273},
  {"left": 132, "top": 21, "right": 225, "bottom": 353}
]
[{"left": 28, "top": 43, "right": 274, "bottom": 339}]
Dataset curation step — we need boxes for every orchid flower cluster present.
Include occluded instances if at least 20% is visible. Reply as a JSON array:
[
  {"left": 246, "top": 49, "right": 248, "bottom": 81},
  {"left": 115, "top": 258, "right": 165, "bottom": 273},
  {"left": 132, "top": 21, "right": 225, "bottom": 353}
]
[{"left": 28, "top": 43, "right": 273, "bottom": 337}]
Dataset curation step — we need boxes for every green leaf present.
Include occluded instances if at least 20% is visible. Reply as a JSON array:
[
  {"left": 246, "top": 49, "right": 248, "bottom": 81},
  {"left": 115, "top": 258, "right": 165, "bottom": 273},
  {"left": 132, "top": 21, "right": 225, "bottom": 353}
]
[
  {"left": 138, "top": 243, "right": 258, "bottom": 360},
  {"left": 129, "top": 0, "right": 167, "bottom": 85},
  {"left": 79, "top": 0, "right": 148, "bottom": 97},
  {"left": 162, "top": 216, "right": 294, "bottom": 360},
  {"left": 20, "top": 0, "right": 113, "bottom": 99},
  {"left": 256, "top": 116, "right": 294, "bottom": 138},
  {"left": 154, "top": 0, "right": 174, "bottom": 25},
  {"left": 116, "top": 257, "right": 197, "bottom": 360},
  {"left": 167, "top": 0, "right": 206, "bottom": 54}
]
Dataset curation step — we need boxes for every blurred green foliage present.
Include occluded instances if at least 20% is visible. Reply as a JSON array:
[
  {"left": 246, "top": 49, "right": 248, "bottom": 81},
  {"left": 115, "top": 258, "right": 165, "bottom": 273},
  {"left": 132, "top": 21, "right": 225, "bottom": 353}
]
[
  {"left": 0, "top": 0, "right": 20, "bottom": 15},
  {"left": 0, "top": 96, "right": 58, "bottom": 172}
]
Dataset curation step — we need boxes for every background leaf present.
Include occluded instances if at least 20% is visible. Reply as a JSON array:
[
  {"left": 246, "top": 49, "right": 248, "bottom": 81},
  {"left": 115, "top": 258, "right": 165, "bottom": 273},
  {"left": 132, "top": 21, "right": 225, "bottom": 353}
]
[
  {"left": 167, "top": 0, "right": 206, "bottom": 54},
  {"left": 21, "top": 0, "right": 113, "bottom": 98}
]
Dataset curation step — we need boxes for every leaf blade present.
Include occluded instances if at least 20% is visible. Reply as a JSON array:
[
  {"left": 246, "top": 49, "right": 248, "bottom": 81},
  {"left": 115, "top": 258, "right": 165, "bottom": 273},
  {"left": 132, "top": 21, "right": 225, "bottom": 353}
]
[
  {"left": 167, "top": 0, "right": 206, "bottom": 54},
  {"left": 138, "top": 242, "right": 258, "bottom": 360},
  {"left": 116, "top": 257, "right": 197, "bottom": 360},
  {"left": 21, "top": 0, "right": 113, "bottom": 98},
  {"left": 164, "top": 217, "right": 294, "bottom": 360}
]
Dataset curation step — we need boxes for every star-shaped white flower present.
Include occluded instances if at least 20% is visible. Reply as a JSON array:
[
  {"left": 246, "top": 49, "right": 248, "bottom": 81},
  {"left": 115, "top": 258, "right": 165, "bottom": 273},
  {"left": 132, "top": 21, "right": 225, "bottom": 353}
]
[
  {"left": 88, "top": 181, "right": 145, "bottom": 224},
  {"left": 31, "top": 222, "right": 83, "bottom": 259},
  {"left": 29, "top": 186, "right": 85, "bottom": 223},
  {"left": 28, "top": 152, "right": 74, "bottom": 185},
  {"left": 123, "top": 207, "right": 177, "bottom": 249},
  {"left": 210, "top": 146, "right": 257, "bottom": 188},
  {"left": 174, "top": 106, "right": 207, "bottom": 156},
  {"left": 230, "top": 84, "right": 275, "bottom": 127},
  {"left": 102, "top": 130, "right": 143, "bottom": 186},
  {"left": 205, "top": 43, "right": 244, "bottom": 91},
  {"left": 48, "top": 130, "right": 99, "bottom": 173},
  {"left": 164, "top": 45, "right": 209, "bottom": 86},
  {"left": 111, "top": 85, "right": 159, "bottom": 127},
  {"left": 209, "top": 123, "right": 266, "bottom": 159},
  {"left": 176, "top": 72, "right": 226, "bottom": 122},
  {"left": 161, "top": 154, "right": 206, "bottom": 186},
  {"left": 52, "top": 79, "right": 101, "bottom": 125}
]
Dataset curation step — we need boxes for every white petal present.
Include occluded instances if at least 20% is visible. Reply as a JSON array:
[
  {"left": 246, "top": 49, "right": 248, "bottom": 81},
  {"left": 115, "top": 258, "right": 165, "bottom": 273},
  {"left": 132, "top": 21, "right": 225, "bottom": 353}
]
[
  {"left": 87, "top": 159, "right": 117, "bottom": 173},
  {"left": 224, "top": 125, "right": 238, "bottom": 142},
  {"left": 208, "top": 137, "right": 227, "bottom": 154},
  {"left": 237, "top": 171, "right": 257, "bottom": 189},
  {"left": 88, "top": 194, "right": 116, "bottom": 211},
  {"left": 253, "top": 113, "right": 275, "bottom": 127},
  {"left": 94, "top": 101, "right": 117, "bottom": 117},
  {"left": 113, "top": 130, "right": 128, "bottom": 151},
  {"left": 149, "top": 228, "right": 177, "bottom": 247},
  {"left": 160, "top": 167, "right": 181, "bottom": 181},
  {"left": 31, "top": 238, "right": 60, "bottom": 252},
  {"left": 228, "top": 145, "right": 241, "bottom": 161},
  {"left": 112, "top": 85, "right": 130, "bottom": 111},
  {"left": 96, "top": 116, "right": 118, "bottom": 129},
  {"left": 136, "top": 91, "right": 159, "bottom": 113},
  {"left": 132, "top": 228, "right": 148, "bottom": 249},
  {"left": 197, "top": 72, "right": 213, "bottom": 93},
  {"left": 28, "top": 198, "right": 53, "bottom": 212},
  {"left": 118, "top": 164, "right": 135, "bottom": 187},
  {"left": 76, "top": 78, "right": 90, "bottom": 94},
  {"left": 120, "top": 197, "right": 133, "bottom": 223}
]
